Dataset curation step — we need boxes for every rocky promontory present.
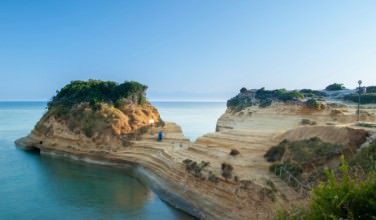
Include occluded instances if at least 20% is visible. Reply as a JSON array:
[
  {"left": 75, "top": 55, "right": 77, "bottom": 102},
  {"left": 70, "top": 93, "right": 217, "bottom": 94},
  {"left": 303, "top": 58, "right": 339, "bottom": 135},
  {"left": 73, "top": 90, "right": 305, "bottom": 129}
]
[{"left": 16, "top": 81, "right": 376, "bottom": 219}]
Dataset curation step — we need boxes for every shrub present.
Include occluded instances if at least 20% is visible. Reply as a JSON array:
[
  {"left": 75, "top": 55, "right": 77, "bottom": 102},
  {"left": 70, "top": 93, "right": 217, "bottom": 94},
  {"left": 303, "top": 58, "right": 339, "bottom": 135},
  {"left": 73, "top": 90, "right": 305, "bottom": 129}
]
[
  {"left": 266, "top": 179, "right": 277, "bottom": 192},
  {"left": 255, "top": 88, "right": 304, "bottom": 102},
  {"left": 226, "top": 96, "right": 253, "bottom": 110},
  {"left": 83, "top": 121, "right": 94, "bottom": 137},
  {"left": 221, "top": 163, "right": 234, "bottom": 180},
  {"left": 305, "top": 99, "right": 322, "bottom": 110},
  {"left": 230, "top": 149, "right": 240, "bottom": 156},
  {"left": 285, "top": 137, "right": 342, "bottom": 164},
  {"left": 208, "top": 172, "right": 220, "bottom": 183},
  {"left": 300, "top": 89, "right": 327, "bottom": 97},
  {"left": 344, "top": 93, "right": 376, "bottom": 104},
  {"left": 270, "top": 162, "right": 303, "bottom": 181},
  {"left": 226, "top": 96, "right": 241, "bottom": 108},
  {"left": 255, "top": 87, "right": 274, "bottom": 100},
  {"left": 301, "top": 118, "right": 317, "bottom": 125},
  {"left": 277, "top": 157, "right": 376, "bottom": 220},
  {"left": 278, "top": 91, "right": 304, "bottom": 101},
  {"left": 270, "top": 162, "right": 304, "bottom": 188},
  {"left": 228, "top": 87, "right": 306, "bottom": 112},
  {"left": 239, "top": 180, "right": 253, "bottom": 189},
  {"left": 350, "top": 143, "right": 376, "bottom": 173},
  {"left": 367, "top": 86, "right": 376, "bottom": 93},
  {"left": 240, "top": 87, "right": 248, "bottom": 93},
  {"left": 261, "top": 186, "right": 276, "bottom": 202},
  {"left": 266, "top": 137, "right": 344, "bottom": 187},
  {"left": 183, "top": 159, "right": 210, "bottom": 179},
  {"left": 310, "top": 158, "right": 376, "bottom": 219},
  {"left": 264, "top": 145, "right": 285, "bottom": 162},
  {"left": 48, "top": 80, "right": 148, "bottom": 111},
  {"left": 259, "top": 98, "right": 272, "bottom": 108},
  {"left": 358, "top": 122, "right": 376, "bottom": 128},
  {"left": 325, "top": 83, "right": 346, "bottom": 91}
]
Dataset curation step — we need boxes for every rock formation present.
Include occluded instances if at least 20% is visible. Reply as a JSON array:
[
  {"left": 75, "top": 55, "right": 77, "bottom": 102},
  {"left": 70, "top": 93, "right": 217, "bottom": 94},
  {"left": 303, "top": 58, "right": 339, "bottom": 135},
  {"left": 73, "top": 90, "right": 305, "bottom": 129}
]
[{"left": 16, "top": 83, "right": 376, "bottom": 220}]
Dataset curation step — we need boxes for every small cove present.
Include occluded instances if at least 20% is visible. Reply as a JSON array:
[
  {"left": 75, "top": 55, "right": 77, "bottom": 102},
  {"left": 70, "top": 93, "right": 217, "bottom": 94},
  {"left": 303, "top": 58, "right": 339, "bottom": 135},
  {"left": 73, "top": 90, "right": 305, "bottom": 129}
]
[{"left": 0, "top": 101, "right": 225, "bottom": 219}]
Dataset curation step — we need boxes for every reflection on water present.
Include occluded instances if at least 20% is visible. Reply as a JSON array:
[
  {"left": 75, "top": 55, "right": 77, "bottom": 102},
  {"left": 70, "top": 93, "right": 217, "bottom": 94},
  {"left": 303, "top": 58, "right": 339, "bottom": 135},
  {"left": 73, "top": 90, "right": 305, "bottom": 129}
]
[{"left": 38, "top": 156, "right": 149, "bottom": 215}]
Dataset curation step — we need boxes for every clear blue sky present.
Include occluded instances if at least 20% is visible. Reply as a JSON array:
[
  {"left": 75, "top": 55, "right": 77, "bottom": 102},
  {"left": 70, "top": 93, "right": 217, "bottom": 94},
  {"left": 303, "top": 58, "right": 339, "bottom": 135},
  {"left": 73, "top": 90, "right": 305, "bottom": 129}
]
[{"left": 0, "top": 0, "right": 375, "bottom": 101}]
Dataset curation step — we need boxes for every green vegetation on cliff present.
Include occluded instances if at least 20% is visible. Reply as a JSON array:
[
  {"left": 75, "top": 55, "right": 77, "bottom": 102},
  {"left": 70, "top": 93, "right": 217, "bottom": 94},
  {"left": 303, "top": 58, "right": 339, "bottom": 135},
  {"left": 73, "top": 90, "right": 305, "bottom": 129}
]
[
  {"left": 299, "top": 89, "right": 327, "bottom": 98},
  {"left": 48, "top": 80, "right": 148, "bottom": 110},
  {"left": 266, "top": 138, "right": 344, "bottom": 188},
  {"left": 344, "top": 93, "right": 376, "bottom": 104},
  {"left": 304, "top": 99, "right": 322, "bottom": 110},
  {"left": 342, "top": 85, "right": 376, "bottom": 104},
  {"left": 255, "top": 88, "right": 304, "bottom": 102},
  {"left": 367, "top": 86, "right": 376, "bottom": 93},
  {"left": 325, "top": 83, "right": 347, "bottom": 91},
  {"left": 228, "top": 84, "right": 376, "bottom": 112},
  {"left": 38, "top": 80, "right": 162, "bottom": 138},
  {"left": 266, "top": 137, "right": 343, "bottom": 166},
  {"left": 227, "top": 87, "right": 327, "bottom": 112},
  {"left": 350, "top": 143, "right": 376, "bottom": 173},
  {"left": 266, "top": 134, "right": 376, "bottom": 219},
  {"left": 277, "top": 157, "right": 376, "bottom": 220}
]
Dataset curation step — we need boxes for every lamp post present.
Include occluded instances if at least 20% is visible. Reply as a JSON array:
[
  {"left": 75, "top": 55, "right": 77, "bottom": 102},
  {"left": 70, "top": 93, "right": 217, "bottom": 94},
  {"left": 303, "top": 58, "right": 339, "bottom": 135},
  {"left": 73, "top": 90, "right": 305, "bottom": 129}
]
[{"left": 357, "top": 80, "right": 362, "bottom": 122}]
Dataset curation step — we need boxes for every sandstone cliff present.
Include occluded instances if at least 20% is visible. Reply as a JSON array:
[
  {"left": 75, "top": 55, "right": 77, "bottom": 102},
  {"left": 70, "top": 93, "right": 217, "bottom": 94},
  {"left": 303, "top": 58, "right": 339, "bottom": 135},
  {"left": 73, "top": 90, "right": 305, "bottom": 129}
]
[{"left": 16, "top": 84, "right": 376, "bottom": 220}]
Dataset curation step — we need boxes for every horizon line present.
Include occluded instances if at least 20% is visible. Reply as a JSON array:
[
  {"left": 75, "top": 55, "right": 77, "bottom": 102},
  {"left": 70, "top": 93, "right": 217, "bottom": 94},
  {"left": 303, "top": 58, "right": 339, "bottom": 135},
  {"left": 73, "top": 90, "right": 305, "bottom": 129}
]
[{"left": 0, "top": 99, "right": 227, "bottom": 103}]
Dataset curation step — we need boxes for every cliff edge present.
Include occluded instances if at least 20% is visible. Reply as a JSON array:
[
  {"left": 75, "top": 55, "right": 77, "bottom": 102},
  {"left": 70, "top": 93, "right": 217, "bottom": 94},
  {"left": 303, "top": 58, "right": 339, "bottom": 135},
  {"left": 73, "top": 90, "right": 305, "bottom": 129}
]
[{"left": 16, "top": 83, "right": 376, "bottom": 220}]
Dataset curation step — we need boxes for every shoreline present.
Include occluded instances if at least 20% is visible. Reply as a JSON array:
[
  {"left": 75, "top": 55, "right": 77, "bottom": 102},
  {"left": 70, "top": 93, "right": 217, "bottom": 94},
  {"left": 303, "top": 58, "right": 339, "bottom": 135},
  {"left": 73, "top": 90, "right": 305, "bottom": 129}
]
[
  {"left": 39, "top": 148, "right": 202, "bottom": 219},
  {"left": 15, "top": 99, "right": 376, "bottom": 220}
]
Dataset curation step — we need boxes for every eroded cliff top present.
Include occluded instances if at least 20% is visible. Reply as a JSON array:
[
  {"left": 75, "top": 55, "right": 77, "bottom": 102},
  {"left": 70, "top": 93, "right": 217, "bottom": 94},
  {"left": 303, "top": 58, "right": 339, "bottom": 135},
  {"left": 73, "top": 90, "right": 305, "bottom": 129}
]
[{"left": 227, "top": 84, "right": 376, "bottom": 112}]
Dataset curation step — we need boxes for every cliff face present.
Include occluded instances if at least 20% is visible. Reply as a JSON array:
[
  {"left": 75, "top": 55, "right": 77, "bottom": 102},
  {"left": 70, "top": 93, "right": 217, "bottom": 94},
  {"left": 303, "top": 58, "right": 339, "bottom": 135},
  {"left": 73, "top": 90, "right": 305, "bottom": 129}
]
[
  {"left": 16, "top": 85, "right": 376, "bottom": 220},
  {"left": 16, "top": 119, "right": 279, "bottom": 219},
  {"left": 34, "top": 102, "right": 161, "bottom": 143}
]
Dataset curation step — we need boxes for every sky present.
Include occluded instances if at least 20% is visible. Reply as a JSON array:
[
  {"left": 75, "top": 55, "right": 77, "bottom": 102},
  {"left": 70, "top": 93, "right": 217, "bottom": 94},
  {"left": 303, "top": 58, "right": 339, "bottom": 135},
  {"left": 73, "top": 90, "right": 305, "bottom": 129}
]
[{"left": 0, "top": 0, "right": 375, "bottom": 101}]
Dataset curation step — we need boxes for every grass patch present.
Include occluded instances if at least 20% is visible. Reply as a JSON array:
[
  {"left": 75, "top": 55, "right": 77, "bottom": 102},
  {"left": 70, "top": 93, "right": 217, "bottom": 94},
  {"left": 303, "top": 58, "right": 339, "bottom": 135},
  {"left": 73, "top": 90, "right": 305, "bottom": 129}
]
[
  {"left": 265, "top": 138, "right": 341, "bottom": 165},
  {"left": 285, "top": 137, "right": 342, "bottom": 164},
  {"left": 266, "top": 137, "right": 345, "bottom": 188}
]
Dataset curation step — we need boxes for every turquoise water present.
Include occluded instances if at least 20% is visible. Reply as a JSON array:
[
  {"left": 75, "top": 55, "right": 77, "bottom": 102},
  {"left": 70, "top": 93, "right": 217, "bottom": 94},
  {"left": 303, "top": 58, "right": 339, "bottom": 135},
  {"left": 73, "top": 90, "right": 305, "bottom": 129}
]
[{"left": 0, "top": 101, "right": 226, "bottom": 219}]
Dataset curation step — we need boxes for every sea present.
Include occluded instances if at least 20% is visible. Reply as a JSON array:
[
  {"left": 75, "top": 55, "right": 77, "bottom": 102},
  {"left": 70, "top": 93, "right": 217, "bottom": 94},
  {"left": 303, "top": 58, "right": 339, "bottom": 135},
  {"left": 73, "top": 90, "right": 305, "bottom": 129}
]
[{"left": 0, "top": 101, "right": 226, "bottom": 220}]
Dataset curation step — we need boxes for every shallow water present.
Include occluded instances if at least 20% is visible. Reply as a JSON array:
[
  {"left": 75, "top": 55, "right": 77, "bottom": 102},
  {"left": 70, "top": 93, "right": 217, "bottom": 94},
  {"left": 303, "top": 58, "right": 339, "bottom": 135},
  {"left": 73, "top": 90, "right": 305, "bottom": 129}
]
[{"left": 0, "top": 101, "right": 225, "bottom": 219}]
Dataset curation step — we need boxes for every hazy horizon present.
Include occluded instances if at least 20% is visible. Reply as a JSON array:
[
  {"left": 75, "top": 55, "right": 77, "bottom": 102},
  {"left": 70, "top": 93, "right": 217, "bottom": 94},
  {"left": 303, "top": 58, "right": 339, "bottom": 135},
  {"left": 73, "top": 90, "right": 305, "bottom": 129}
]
[{"left": 1, "top": 0, "right": 375, "bottom": 101}]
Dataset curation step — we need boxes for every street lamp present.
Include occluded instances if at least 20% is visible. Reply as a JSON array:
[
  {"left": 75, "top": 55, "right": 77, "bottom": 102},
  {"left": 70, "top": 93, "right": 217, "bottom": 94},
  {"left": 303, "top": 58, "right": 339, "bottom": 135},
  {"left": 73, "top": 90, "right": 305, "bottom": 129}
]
[{"left": 357, "top": 80, "right": 362, "bottom": 122}]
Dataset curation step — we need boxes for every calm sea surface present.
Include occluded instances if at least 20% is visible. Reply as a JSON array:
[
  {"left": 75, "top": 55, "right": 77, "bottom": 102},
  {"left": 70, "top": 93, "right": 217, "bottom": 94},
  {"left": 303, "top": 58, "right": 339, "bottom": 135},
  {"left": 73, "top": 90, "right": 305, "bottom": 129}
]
[{"left": 0, "top": 101, "right": 225, "bottom": 220}]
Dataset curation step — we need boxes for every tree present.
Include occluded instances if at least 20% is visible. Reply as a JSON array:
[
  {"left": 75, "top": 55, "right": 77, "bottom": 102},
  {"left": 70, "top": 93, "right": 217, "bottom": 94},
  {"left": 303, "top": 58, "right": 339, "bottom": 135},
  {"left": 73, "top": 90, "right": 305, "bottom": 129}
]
[{"left": 325, "top": 83, "right": 346, "bottom": 91}]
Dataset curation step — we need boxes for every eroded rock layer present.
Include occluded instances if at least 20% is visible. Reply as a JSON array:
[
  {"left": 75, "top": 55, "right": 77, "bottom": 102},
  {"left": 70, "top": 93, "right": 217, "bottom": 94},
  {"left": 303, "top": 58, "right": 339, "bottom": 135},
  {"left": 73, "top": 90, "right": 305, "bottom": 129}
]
[{"left": 16, "top": 100, "right": 376, "bottom": 220}]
